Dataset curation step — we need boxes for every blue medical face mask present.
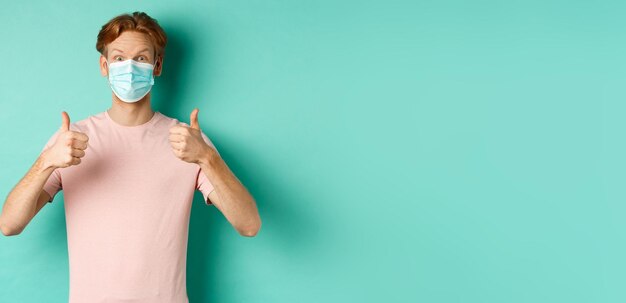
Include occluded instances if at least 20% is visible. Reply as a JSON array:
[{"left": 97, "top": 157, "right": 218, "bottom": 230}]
[{"left": 106, "top": 58, "right": 156, "bottom": 103}]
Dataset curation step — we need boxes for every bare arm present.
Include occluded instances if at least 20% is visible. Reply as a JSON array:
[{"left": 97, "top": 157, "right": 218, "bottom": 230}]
[
  {"left": 1, "top": 111, "right": 88, "bottom": 236},
  {"left": 0, "top": 154, "right": 56, "bottom": 236},
  {"left": 169, "top": 109, "right": 261, "bottom": 237},
  {"left": 200, "top": 148, "right": 261, "bottom": 237}
]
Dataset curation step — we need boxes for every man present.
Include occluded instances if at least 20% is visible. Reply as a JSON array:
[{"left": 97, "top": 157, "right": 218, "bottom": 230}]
[{"left": 0, "top": 11, "right": 261, "bottom": 302}]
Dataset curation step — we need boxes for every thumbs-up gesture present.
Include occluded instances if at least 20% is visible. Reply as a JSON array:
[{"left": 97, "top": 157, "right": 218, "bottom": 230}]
[
  {"left": 169, "top": 108, "right": 214, "bottom": 164},
  {"left": 43, "top": 111, "right": 90, "bottom": 168}
]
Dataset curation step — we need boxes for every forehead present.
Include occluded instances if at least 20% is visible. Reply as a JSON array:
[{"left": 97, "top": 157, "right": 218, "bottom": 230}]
[{"left": 107, "top": 31, "right": 154, "bottom": 55}]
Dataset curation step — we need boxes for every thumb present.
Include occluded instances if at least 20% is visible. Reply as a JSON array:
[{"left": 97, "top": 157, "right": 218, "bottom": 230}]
[
  {"left": 61, "top": 111, "right": 70, "bottom": 132},
  {"left": 189, "top": 108, "right": 200, "bottom": 130}
]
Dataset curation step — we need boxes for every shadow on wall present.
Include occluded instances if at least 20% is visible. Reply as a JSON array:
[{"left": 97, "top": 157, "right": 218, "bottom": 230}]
[
  {"left": 147, "top": 20, "right": 320, "bottom": 301},
  {"left": 151, "top": 21, "right": 223, "bottom": 301},
  {"left": 151, "top": 22, "right": 192, "bottom": 115}
]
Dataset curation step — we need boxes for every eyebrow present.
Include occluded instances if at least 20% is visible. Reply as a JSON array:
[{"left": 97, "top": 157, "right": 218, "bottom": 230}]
[{"left": 111, "top": 48, "right": 151, "bottom": 55}]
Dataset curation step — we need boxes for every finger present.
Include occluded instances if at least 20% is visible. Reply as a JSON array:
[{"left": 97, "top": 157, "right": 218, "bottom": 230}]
[
  {"left": 71, "top": 157, "right": 81, "bottom": 165},
  {"left": 171, "top": 147, "right": 183, "bottom": 156},
  {"left": 170, "top": 141, "right": 185, "bottom": 150},
  {"left": 169, "top": 134, "right": 185, "bottom": 143},
  {"left": 69, "top": 132, "right": 89, "bottom": 142},
  {"left": 169, "top": 125, "right": 189, "bottom": 135},
  {"left": 190, "top": 108, "right": 200, "bottom": 130},
  {"left": 61, "top": 111, "right": 70, "bottom": 132},
  {"left": 71, "top": 149, "right": 86, "bottom": 158},
  {"left": 71, "top": 139, "right": 88, "bottom": 150}
]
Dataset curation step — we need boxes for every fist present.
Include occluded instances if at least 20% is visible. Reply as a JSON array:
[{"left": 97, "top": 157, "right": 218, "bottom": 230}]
[
  {"left": 169, "top": 108, "right": 213, "bottom": 164},
  {"left": 43, "top": 111, "right": 89, "bottom": 168}
]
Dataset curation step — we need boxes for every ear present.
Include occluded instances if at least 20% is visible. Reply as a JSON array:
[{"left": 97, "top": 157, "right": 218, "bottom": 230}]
[
  {"left": 99, "top": 55, "right": 108, "bottom": 77},
  {"left": 153, "top": 55, "right": 163, "bottom": 77}
]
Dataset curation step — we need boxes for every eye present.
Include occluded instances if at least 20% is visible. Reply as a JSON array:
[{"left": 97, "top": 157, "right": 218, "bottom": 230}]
[
  {"left": 137, "top": 56, "right": 146, "bottom": 61},
  {"left": 114, "top": 56, "right": 123, "bottom": 61}
]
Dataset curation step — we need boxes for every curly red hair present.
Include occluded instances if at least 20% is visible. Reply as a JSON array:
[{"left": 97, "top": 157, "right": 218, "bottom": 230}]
[{"left": 96, "top": 11, "right": 167, "bottom": 59}]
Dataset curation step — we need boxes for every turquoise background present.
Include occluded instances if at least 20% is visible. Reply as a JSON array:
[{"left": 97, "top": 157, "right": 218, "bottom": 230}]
[{"left": 0, "top": 0, "right": 621, "bottom": 302}]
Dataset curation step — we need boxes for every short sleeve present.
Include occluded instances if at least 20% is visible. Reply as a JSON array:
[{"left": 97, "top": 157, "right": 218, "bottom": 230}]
[
  {"left": 40, "top": 129, "right": 63, "bottom": 203},
  {"left": 196, "top": 131, "right": 221, "bottom": 205}
]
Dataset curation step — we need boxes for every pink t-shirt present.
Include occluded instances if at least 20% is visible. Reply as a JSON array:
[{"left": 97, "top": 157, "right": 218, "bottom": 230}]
[{"left": 40, "top": 110, "right": 219, "bottom": 303}]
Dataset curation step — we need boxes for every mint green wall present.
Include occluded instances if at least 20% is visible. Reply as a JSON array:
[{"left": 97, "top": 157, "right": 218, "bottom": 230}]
[{"left": 0, "top": 0, "right": 620, "bottom": 302}]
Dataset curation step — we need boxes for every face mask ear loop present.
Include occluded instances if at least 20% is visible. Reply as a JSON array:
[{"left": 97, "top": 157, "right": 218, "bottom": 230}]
[
  {"left": 104, "top": 59, "right": 110, "bottom": 78},
  {"left": 151, "top": 57, "right": 158, "bottom": 78}
]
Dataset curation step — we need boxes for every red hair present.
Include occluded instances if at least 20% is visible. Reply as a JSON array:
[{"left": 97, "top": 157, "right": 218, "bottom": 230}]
[{"left": 96, "top": 11, "right": 167, "bottom": 58}]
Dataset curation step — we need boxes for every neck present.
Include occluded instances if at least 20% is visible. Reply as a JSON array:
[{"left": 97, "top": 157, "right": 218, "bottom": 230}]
[{"left": 107, "top": 93, "right": 155, "bottom": 126}]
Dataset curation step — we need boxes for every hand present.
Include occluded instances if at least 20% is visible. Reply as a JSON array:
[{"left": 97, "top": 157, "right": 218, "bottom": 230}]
[
  {"left": 43, "top": 111, "right": 89, "bottom": 169},
  {"left": 169, "top": 108, "right": 214, "bottom": 164}
]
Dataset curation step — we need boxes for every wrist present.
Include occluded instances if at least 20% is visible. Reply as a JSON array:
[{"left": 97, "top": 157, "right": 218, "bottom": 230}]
[
  {"left": 198, "top": 146, "right": 219, "bottom": 167},
  {"left": 38, "top": 151, "right": 57, "bottom": 172}
]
